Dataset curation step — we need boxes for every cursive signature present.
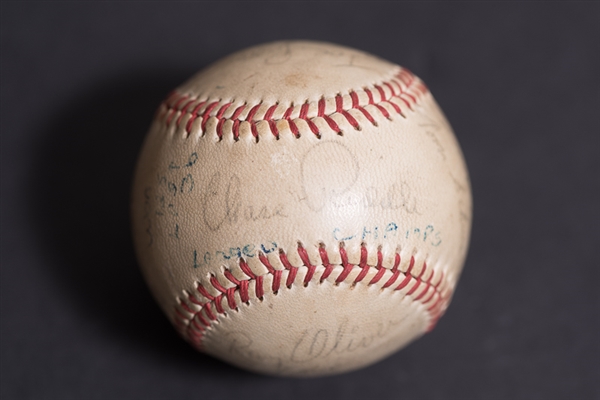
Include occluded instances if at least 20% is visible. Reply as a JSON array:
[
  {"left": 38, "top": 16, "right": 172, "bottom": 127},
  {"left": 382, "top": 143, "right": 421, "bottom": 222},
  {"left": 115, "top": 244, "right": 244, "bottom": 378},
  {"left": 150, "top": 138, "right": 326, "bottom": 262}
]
[
  {"left": 290, "top": 317, "right": 406, "bottom": 363},
  {"left": 202, "top": 172, "right": 287, "bottom": 232}
]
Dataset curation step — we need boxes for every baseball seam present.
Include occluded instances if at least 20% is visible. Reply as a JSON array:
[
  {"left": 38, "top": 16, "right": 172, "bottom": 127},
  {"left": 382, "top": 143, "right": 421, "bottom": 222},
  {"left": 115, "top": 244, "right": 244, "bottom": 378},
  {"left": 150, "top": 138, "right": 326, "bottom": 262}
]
[
  {"left": 159, "top": 68, "right": 428, "bottom": 140},
  {"left": 173, "top": 243, "right": 452, "bottom": 349}
]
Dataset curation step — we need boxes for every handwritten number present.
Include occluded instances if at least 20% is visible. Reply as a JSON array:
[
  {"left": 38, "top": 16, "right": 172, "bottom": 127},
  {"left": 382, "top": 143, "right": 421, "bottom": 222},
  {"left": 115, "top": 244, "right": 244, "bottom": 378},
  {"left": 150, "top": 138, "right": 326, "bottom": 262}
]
[
  {"left": 423, "top": 225, "right": 433, "bottom": 242},
  {"left": 333, "top": 223, "right": 442, "bottom": 246},
  {"left": 168, "top": 182, "right": 177, "bottom": 196},
  {"left": 168, "top": 224, "right": 179, "bottom": 239},
  {"left": 185, "top": 153, "right": 198, "bottom": 167},
  {"left": 168, "top": 152, "right": 198, "bottom": 169},
  {"left": 181, "top": 174, "right": 194, "bottom": 193},
  {"left": 193, "top": 250, "right": 199, "bottom": 268}
]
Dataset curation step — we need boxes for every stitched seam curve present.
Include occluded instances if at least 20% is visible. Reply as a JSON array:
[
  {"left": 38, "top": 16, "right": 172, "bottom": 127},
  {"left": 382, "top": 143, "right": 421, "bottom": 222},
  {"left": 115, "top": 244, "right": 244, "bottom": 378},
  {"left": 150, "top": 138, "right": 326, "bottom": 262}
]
[
  {"left": 159, "top": 68, "right": 428, "bottom": 140},
  {"left": 173, "top": 244, "right": 451, "bottom": 348}
]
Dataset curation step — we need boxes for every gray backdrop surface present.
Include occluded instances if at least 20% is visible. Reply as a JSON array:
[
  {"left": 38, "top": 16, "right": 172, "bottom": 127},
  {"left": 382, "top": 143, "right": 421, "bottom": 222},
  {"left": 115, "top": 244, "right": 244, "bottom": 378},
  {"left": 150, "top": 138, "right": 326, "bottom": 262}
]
[{"left": 1, "top": 2, "right": 598, "bottom": 399}]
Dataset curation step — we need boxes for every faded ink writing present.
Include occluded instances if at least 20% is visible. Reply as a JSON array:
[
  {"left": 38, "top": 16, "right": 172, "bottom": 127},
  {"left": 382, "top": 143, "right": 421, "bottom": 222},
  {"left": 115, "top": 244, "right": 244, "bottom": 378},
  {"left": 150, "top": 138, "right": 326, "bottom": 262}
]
[
  {"left": 202, "top": 172, "right": 287, "bottom": 232},
  {"left": 333, "top": 222, "right": 442, "bottom": 246},
  {"left": 290, "top": 317, "right": 406, "bottom": 363},
  {"left": 193, "top": 241, "right": 278, "bottom": 268}
]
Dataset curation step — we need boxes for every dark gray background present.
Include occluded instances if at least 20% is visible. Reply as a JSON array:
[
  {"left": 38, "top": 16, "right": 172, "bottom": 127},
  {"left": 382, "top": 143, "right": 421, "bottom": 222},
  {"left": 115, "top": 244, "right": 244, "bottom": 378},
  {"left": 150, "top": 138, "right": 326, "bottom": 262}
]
[{"left": 1, "top": 2, "right": 598, "bottom": 399}]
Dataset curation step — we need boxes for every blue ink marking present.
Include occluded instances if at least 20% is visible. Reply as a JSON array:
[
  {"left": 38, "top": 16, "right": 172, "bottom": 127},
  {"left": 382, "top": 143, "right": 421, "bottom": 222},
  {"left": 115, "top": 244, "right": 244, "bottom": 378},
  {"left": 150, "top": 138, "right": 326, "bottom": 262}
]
[
  {"left": 333, "top": 222, "right": 442, "bottom": 246},
  {"left": 185, "top": 153, "right": 198, "bottom": 167},
  {"left": 333, "top": 228, "right": 355, "bottom": 241},
  {"left": 169, "top": 152, "right": 198, "bottom": 169},
  {"left": 180, "top": 174, "right": 194, "bottom": 193},
  {"left": 362, "top": 226, "right": 380, "bottom": 240},
  {"left": 260, "top": 242, "right": 278, "bottom": 254},
  {"left": 413, "top": 228, "right": 420, "bottom": 240},
  {"left": 168, "top": 223, "right": 180, "bottom": 239},
  {"left": 194, "top": 241, "right": 277, "bottom": 268},
  {"left": 384, "top": 222, "right": 398, "bottom": 239},
  {"left": 423, "top": 225, "right": 433, "bottom": 241},
  {"left": 243, "top": 244, "right": 255, "bottom": 257},
  {"left": 193, "top": 250, "right": 199, "bottom": 268},
  {"left": 168, "top": 182, "right": 177, "bottom": 196},
  {"left": 159, "top": 161, "right": 196, "bottom": 197},
  {"left": 230, "top": 247, "right": 243, "bottom": 259}
]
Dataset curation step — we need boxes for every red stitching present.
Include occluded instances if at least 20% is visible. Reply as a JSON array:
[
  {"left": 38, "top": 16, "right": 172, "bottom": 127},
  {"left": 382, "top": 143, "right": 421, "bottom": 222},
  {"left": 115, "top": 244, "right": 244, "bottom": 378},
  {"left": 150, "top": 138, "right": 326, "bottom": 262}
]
[
  {"left": 319, "top": 244, "right": 334, "bottom": 281},
  {"left": 209, "top": 275, "right": 227, "bottom": 294},
  {"left": 258, "top": 252, "right": 283, "bottom": 293},
  {"left": 246, "top": 103, "right": 261, "bottom": 139},
  {"left": 239, "top": 280, "right": 249, "bottom": 303},
  {"left": 175, "top": 99, "right": 195, "bottom": 127},
  {"left": 174, "top": 308, "right": 188, "bottom": 322},
  {"left": 335, "top": 245, "right": 353, "bottom": 284},
  {"left": 297, "top": 245, "right": 317, "bottom": 285},
  {"left": 374, "top": 84, "right": 386, "bottom": 101},
  {"left": 176, "top": 244, "right": 451, "bottom": 347},
  {"left": 317, "top": 98, "right": 326, "bottom": 117},
  {"left": 395, "top": 256, "right": 415, "bottom": 290},
  {"left": 230, "top": 104, "right": 246, "bottom": 140},
  {"left": 369, "top": 258, "right": 386, "bottom": 284},
  {"left": 225, "top": 288, "right": 237, "bottom": 310},
  {"left": 196, "top": 284, "right": 215, "bottom": 301},
  {"left": 365, "top": 88, "right": 375, "bottom": 104},
  {"left": 187, "top": 293, "right": 203, "bottom": 306},
  {"left": 190, "top": 317, "right": 204, "bottom": 333},
  {"left": 224, "top": 270, "right": 240, "bottom": 285},
  {"left": 200, "top": 101, "right": 220, "bottom": 134},
  {"left": 264, "top": 103, "right": 279, "bottom": 139},
  {"left": 185, "top": 101, "right": 207, "bottom": 133},
  {"left": 179, "top": 301, "right": 194, "bottom": 314},
  {"left": 337, "top": 94, "right": 359, "bottom": 130},
  {"left": 204, "top": 303, "right": 217, "bottom": 321},
  {"left": 239, "top": 258, "right": 256, "bottom": 279},
  {"left": 353, "top": 246, "right": 370, "bottom": 283},
  {"left": 214, "top": 295, "right": 225, "bottom": 314},
  {"left": 374, "top": 103, "right": 390, "bottom": 119},
  {"left": 163, "top": 68, "right": 427, "bottom": 138},
  {"left": 215, "top": 102, "right": 232, "bottom": 139},
  {"left": 382, "top": 253, "right": 402, "bottom": 289},
  {"left": 166, "top": 94, "right": 189, "bottom": 126},
  {"left": 279, "top": 250, "right": 298, "bottom": 288}
]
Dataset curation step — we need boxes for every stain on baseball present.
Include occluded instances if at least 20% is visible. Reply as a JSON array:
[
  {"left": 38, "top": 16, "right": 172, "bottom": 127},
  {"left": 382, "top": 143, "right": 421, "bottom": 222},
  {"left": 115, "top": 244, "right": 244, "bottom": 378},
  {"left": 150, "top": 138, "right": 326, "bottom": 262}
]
[{"left": 131, "top": 40, "right": 472, "bottom": 377}]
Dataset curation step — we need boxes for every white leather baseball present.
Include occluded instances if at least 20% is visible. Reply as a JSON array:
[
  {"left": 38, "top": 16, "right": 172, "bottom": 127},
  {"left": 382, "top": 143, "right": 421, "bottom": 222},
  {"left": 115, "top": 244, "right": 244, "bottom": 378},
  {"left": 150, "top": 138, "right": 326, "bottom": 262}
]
[{"left": 131, "top": 41, "right": 472, "bottom": 377}]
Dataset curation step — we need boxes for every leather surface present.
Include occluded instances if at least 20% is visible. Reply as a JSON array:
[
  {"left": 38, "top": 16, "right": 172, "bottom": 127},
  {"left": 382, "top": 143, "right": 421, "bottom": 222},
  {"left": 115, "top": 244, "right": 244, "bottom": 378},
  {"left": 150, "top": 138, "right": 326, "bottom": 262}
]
[{"left": 131, "top": 41, "right": 472, "bottom": 376}]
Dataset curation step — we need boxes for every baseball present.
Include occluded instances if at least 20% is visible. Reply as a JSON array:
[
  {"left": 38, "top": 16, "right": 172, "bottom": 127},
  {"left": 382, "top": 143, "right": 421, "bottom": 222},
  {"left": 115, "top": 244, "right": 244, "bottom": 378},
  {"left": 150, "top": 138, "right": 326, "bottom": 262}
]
[{"left": 131, "top": 41, "right": 472, "bottom": 377}]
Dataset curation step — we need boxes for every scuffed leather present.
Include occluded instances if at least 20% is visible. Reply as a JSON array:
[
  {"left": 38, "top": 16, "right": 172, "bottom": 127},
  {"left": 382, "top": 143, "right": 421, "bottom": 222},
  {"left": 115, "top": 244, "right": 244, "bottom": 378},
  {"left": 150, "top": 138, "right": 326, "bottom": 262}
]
[{"left": 131, "top": 41, "right": 472, "bottom": 376}]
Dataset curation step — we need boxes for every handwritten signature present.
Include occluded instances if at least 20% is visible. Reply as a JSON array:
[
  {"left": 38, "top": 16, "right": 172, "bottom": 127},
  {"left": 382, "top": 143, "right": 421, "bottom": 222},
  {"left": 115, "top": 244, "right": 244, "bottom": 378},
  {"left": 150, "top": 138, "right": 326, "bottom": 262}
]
[
  {"left": 290, "top": 317, "right": 406, "bottom": 363},
  {"left": 202, "top": 172, "right": 287, "bottom": 232}
]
